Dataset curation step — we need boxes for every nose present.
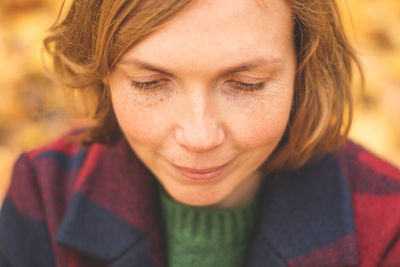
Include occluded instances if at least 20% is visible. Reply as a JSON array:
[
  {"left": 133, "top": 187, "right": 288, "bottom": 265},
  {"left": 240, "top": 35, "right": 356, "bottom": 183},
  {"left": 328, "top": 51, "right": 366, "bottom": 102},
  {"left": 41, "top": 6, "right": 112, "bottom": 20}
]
[{"left": 174, "top": 90, "right": 226, "bottom": 153}]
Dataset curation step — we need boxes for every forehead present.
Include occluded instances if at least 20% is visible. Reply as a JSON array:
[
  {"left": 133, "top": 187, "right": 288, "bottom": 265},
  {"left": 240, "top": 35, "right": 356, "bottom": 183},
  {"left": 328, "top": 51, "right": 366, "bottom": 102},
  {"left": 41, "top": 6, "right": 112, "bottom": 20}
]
[{"left": 119, "top": 0, "right": 294, "bottom": 73}]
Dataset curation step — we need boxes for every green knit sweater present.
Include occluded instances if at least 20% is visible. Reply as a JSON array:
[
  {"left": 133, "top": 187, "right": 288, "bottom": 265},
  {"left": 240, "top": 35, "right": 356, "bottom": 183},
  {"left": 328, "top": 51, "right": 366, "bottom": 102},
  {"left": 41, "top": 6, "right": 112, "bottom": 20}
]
[{"left": 159, "top": 190, "right": 259, "bottom": 267}]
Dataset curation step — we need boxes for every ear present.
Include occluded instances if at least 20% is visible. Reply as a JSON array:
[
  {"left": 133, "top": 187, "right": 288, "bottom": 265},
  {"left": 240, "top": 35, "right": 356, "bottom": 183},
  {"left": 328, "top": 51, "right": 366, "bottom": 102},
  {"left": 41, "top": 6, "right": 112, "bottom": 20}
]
[{"left": 102, "top": 76, "right": 109, "bottom": 85}]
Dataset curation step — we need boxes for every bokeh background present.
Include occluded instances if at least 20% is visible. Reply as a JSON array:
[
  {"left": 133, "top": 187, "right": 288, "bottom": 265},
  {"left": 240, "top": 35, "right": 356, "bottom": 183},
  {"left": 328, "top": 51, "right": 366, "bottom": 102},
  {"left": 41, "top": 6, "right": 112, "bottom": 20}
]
[{"left": 0, "top": 0, "right": 399, "bottom": 203}]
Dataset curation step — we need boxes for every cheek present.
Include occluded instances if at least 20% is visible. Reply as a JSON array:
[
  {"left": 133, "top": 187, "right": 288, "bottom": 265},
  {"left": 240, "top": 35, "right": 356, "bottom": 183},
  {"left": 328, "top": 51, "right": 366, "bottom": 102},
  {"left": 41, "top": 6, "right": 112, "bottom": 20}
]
[
  {"left": 112, "top": 95, "right": 169, "bottom": 145},
  {"left": 225, "top": 93, "right": 292, "bottom": 148}
]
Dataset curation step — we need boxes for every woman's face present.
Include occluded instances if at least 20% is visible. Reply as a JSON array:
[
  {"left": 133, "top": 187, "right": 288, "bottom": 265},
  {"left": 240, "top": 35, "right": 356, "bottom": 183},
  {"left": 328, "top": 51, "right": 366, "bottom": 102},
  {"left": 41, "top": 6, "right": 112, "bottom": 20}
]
[{"left": 107, "top": 0, "right": 296, "bottom": 207}]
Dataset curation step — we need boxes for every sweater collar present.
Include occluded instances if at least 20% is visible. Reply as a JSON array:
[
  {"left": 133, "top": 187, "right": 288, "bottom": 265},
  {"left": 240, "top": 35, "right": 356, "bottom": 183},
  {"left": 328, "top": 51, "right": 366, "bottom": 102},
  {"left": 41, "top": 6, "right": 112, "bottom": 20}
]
[{"left": 55, "top": 140, "right": 358, "bottom": 266}]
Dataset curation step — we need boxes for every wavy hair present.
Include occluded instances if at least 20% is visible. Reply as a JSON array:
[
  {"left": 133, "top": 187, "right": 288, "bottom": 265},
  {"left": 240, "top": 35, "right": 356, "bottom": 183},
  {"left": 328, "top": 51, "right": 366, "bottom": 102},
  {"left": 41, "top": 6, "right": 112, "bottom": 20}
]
[{"left": 43, "top": 0, "right": 363, "bottom": 172}]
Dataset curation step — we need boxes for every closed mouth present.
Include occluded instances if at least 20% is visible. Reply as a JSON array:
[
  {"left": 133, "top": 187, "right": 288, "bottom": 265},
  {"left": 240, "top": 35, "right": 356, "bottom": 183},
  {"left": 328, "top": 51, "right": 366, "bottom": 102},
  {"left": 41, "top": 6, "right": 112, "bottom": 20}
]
[{"left": 171, "top": 162, "right": 231, "bottom": 182}]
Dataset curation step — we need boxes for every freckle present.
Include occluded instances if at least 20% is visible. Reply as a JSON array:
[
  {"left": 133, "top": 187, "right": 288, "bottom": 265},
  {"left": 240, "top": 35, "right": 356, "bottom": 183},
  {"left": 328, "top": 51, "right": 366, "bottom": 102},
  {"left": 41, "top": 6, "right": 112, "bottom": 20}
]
[{"left": 160, "top": 98, "right": 163, "bottom": 102}]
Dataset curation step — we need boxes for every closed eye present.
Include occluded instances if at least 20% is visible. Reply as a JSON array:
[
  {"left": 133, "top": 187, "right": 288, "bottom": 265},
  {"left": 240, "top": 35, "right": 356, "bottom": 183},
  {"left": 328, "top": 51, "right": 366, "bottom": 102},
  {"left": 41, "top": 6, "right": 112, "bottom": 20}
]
[
  {"left": 130, "top": 79, "right": 163, "bottom": 90},
  {"left": 228, "top": 80, "right": 266, "bottom": 91},
  {"left": 130, "top": 79, "right": 266, "bottom": 92}
]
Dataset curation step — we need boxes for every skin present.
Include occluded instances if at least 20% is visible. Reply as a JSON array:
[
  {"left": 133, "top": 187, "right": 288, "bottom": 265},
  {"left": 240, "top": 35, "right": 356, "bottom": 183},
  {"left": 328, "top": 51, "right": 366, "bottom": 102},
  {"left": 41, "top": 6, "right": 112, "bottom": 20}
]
[{"left": 106, "top": 0, "right": 296, "bottom": 208}]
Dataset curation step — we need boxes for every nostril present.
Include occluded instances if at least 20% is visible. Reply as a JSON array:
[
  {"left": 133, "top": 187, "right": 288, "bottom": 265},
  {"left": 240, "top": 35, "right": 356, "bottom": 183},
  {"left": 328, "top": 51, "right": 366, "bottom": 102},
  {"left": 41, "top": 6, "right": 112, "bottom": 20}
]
[
  {"left": 174, "top": 124, "right": 226, "bottom": 153},
  {"left": 175, "top": 127, "right": 185, "bottom": 145}
]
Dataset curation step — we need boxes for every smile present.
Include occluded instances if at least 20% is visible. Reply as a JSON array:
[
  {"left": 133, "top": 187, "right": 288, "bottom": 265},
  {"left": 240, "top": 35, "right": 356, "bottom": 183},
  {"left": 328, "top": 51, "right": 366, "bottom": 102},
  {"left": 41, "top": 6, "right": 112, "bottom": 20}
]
[{"left": 171, "top": 162, "right": 231, "bottom": 182}]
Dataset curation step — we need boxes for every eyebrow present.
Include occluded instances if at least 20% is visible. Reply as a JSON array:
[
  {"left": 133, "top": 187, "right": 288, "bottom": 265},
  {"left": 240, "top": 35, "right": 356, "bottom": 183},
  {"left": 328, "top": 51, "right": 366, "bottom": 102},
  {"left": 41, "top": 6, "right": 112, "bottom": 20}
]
[
  {"left": 118, "top": 56, "right": 284, "bottom": 75},
  {"left": 222, "top": 57, "right": 284, "bottom": 74}
]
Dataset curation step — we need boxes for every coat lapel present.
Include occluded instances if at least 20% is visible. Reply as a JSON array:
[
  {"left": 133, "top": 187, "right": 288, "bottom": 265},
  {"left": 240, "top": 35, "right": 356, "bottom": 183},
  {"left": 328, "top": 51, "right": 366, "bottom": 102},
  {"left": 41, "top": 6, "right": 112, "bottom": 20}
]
[
  {"left": 248, "top": 152, "right": 359, "bottom": 266},
  {"left": 54, "top": 138, "right": 359, "bottom": 267},
  {"left": 55, "top": 140, "right": 166, "bottom": 267}
]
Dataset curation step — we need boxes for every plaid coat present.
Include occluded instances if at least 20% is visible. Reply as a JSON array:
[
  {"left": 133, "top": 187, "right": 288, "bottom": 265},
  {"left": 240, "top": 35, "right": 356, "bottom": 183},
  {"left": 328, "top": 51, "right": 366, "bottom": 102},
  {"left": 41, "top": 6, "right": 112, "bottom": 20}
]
[{"left": 1, "top": 134, "right": 400, "bottom": 267}]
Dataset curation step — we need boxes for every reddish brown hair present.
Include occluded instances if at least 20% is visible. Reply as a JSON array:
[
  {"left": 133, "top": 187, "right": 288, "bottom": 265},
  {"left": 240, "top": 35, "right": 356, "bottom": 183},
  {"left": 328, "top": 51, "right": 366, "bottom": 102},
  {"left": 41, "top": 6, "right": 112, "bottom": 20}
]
[{"left": 43, "top": 0, "right": 362, "bottom": 172}]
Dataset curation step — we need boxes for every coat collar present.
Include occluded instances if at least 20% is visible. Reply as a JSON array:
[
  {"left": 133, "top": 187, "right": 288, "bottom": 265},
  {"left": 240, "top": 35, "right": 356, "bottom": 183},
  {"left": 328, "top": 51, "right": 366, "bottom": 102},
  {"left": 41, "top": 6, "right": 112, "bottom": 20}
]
[
  {"left": 248, "top": 152, "right": 359, "bottom": 266},
  {"left": 55, "top": 140, "right": 359, "bottom": 266},
  {"left": 55, "top": 139, "right": 165, "bottom": 266}
]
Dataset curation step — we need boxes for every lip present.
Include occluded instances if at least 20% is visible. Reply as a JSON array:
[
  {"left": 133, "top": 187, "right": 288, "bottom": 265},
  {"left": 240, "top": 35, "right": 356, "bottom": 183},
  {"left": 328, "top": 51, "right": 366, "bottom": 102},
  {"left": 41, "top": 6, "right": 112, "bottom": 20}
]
[{"left": 172, "top": 161, "right": 231, "bottom": 182}]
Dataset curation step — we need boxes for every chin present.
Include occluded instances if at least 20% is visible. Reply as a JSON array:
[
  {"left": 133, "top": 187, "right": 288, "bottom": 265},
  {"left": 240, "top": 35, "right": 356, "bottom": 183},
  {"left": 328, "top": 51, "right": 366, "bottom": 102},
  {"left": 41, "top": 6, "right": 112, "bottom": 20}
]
[
  {"left": 177, "top": 198, "right": 222, "bottom": 207},
  {"left": 164, "top": 185, "right": 227, "bottom": 207}
]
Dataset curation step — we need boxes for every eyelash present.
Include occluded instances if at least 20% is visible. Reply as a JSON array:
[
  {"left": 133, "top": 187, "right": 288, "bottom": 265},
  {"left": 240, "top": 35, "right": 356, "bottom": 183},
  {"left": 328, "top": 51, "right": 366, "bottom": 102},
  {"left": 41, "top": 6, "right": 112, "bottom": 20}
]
[
  {"left": 130, "top": 80, "right": 162, "bottom": 90},
  {"left": 230, "top": 81, "right": 265, "bottom": 91},
  {"left": 130, "top": 79, "right": 265, "bottom": 92}
]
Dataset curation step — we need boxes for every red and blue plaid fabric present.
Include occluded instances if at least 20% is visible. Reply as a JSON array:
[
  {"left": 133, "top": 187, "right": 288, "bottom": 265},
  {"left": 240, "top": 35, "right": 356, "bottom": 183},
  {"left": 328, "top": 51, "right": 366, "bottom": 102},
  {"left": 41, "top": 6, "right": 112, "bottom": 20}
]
[{"left": 1, "top": 133, "right": 400, "bottom": 267}]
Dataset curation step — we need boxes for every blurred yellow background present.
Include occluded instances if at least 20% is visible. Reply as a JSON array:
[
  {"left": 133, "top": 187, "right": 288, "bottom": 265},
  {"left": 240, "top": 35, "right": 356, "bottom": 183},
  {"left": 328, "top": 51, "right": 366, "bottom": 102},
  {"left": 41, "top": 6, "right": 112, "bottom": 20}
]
[{"left": 0, "top": 0, "right": 399, "bottom": 203}]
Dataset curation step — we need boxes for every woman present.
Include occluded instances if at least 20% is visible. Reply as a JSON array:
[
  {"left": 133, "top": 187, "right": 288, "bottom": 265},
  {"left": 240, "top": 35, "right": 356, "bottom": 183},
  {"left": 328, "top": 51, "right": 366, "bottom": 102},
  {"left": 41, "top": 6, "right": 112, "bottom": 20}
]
[{"left": 1, "top": 0, "right": 400, "bottom": 266}]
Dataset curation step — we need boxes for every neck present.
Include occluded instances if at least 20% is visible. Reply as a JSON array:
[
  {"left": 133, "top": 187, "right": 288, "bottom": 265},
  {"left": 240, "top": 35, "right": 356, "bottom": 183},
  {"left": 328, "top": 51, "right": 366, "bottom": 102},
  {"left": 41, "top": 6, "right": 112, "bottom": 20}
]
[{"left": 214, "top": 170, "right": 263, "bottom": 208}]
